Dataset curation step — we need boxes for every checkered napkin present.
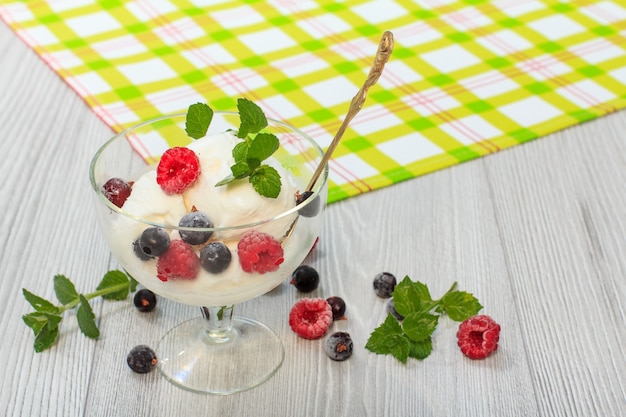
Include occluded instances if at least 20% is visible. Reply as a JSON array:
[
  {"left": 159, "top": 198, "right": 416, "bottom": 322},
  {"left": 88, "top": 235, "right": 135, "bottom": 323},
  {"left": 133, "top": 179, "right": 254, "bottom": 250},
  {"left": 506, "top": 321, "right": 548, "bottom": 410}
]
[{"left": 2, "top": 1, "right": 625, "bottom": 203}]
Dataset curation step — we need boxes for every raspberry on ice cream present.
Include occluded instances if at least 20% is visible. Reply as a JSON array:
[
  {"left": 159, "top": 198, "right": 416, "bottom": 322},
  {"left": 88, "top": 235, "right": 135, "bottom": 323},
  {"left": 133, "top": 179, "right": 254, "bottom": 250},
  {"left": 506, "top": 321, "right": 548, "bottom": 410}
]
[
  {"left": 237, "top": 230, "right": 284, "bottom": 273},
  {"left": 456, "top": 314, "right": 501, "bottom": 359},
  {"left": 289, "top": 298, "right": 333, "bottom": 339},
  {"left": 157, "top": 240, "right": 200, "bottom": 282},
  {"left": 156, "top": 147, "right": 200, "bottom": 194}
]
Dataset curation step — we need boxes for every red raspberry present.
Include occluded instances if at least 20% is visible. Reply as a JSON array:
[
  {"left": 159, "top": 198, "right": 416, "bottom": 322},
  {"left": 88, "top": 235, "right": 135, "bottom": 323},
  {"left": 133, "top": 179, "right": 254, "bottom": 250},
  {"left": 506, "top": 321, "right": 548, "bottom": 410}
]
[
  {"left": 156, "top": 147, "right": 200, "bottom": 194},
  {"left": 156, "top": 240, "right": 200, "bottom": 282},
  {"left": 456, "top": 315, "right": 501, "bottom": 360},
  {"left": 237, "top": 230, "right": 284, "bottom": 274},
  {"left": 102, "top": 177, "right": 133, "bottom": 208},
  {"left": 289, "top": 298, "right": 333, "bottom": 339}
]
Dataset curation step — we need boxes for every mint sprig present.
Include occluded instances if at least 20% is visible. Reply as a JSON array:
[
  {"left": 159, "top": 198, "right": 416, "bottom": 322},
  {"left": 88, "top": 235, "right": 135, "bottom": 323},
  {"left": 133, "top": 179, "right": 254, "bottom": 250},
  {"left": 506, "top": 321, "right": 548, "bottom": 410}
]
[
  {"left": 22, "top": 270, "right": 137, "bottom": 352},
  {"left": 184, "top": 98, "right": 282, "bottom": 199},
  {"left": 185, "top": 102, "right": 213, "bottom": 139},
  {"left": 365, "top": 276, "right": 482, "bottom": 363}
]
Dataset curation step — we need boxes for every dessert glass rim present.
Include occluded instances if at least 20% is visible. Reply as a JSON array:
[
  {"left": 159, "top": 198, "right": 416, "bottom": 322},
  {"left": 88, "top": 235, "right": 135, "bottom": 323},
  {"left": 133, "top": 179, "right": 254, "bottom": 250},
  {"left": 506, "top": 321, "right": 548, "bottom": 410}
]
[{"left": 88, "top": 110, "right": 328, "bottom": 232}]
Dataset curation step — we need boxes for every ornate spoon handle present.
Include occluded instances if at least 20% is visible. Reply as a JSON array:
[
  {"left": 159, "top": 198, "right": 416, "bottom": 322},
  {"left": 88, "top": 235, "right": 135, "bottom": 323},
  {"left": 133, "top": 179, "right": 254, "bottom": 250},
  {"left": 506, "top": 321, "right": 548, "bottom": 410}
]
[{"left": 305, "top": 30, "right": 394, "bottom": 192}]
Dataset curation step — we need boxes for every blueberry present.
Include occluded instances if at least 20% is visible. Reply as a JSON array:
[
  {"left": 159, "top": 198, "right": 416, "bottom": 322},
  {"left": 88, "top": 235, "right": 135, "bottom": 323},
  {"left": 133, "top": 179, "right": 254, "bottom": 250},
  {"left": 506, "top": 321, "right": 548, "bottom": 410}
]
[
  {"left": 296, "top": 191, "right": 321, "bottom": 218},
  {"left": 324, "top": 332, "right": 353, "bottom": 361},
  {"left": 126, "top": 345, "right": 157, "bottom": 373},
  {"left": 200, "top": 242, "right": 232, "bottom": 274},
  {"left": 132, "top": 239, "right": 153, "bottom": 260},
  {"left": 139, "top": 228, "right": 170, "bottom": 257},
  {"left": 326, "top": 296, "right": 346, "bottom": 321},
  {"left": 373, "top": 272, "right": 396, "bottom": 298},
  {"left": 290, "top": 265, "right": 319, "bottom": 292},
  {"left": 133, "top": 289, "right": 157, "bottom": 312},
  {"left": 386, "top": 297, "right": 404, "bottom": 320},
  {"left": 179, "top": 211, "right": 213, "bottom": 245}
]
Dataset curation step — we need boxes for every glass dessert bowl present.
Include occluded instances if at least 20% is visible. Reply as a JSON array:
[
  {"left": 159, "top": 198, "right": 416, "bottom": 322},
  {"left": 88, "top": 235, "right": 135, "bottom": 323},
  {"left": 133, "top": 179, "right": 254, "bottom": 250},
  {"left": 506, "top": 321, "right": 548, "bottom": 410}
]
[{"left": 89, "top": 109, "right": 328, "bottom": 395}]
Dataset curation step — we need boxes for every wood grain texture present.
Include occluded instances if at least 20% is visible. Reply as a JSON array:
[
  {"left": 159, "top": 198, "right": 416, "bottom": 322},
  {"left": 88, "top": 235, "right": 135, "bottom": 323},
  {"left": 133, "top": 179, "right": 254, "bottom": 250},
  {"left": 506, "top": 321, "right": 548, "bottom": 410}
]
[{"left": 0, "top": 21, "right": 624, "bottom": 417}]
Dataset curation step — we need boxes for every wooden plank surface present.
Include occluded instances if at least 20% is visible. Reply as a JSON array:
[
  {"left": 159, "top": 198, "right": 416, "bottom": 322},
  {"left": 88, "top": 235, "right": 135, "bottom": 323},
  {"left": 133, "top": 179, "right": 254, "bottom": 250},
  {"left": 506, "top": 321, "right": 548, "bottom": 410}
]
[{"left": 0, "top": 21, "right": 624, "bottom": 417}]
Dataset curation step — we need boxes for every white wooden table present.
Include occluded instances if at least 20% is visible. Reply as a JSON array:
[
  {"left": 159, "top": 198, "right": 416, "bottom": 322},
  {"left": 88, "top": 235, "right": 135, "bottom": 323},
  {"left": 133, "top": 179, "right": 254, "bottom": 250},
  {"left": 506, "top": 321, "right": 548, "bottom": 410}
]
[{"left": 1, "top": 21, "right": 624, "bottom": 417}]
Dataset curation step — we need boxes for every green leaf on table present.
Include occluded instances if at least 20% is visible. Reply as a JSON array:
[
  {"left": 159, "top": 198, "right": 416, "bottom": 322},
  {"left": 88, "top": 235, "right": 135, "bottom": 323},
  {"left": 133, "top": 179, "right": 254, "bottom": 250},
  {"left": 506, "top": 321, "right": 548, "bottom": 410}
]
[
  {"left": 96, "top": 270, "right": 131, "bottom": 301},
  {"left": 34, "top": 319, "right": 61, "bottom": 353},
  {"left": 393, "top": 276, "right": 434, "bottom": 317},
  {"left": 76, "top": 295, "right": 99, "bottom": 339},
  {"left": 185, "top": 102, "right": 213, "bottom": 139},
  {"left": 53, "top": 274, "right": 79, "bottom": 305},
  {"left": 22, "top": 289, "right": 59, "bottom": 314},
  {"left": 365, "top": 314, "right": 411, "bottom": 363},
  {"left": 403, "top": 311, "right": 439, "bottom": 342},
  {"left": 23, "top": 311, "right": 62, "bottom": 352},
  {"left": 439, "top": 291, "right": 483, "bottom": 321},
  {"left": 237, "top": 97, "right": 267, "bottom": 138},
  {"left": 250, "top": 165, "right": 281, "bottom": 198},
  {"left": 408, "top": 337, "right": 433, "bottom": 360},
  {"left": 23, "top": 311, "right": 61, "bottom": 335},
  {"left": 366, "top": 276, "right": 485, "bottom": 364}
]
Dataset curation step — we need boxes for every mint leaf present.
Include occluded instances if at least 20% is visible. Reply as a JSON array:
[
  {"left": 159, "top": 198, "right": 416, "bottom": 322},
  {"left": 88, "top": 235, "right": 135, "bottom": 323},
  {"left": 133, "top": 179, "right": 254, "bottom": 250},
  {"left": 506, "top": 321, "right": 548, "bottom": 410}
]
[
  {"left": 213, "top": 99, "right": 283, "bottom": 198},
  {"left": 53, "top": 274, "right": 79, "bottom": 305},
  {"left": 34, "top": 318, "right": 61, "bottom": 353},
  {"left": 185, "top": 102, "right": 213, "bottom": 139},
  {"left": 215, "top": 173, "right": 236, "bottom": 187},
  {"left": 366, "top": 277, "right": 485, "bottom": 364},
  {"left": 440, "top": 291, "right": 483, "bottom": 321},
  {"left": 403, "top": 312, "right": 439, "bottom": 342},
  {"left": 76, "top": 295, "right": 100, "bottom": 339},
  {"left": 23, "top": 270, "right": 137, "bottom": 352},
  {"left": 22, "top": 289, "right": 59, "bottom": 314},
  {"left": 393, "top": 276, "right": 433, "bottom": 317},
  {"left": 237, "top": 98, "right": 267, "bottom": 138},
  {"left": 247, "top": 133, "right": 279, "bottom": 162},
  {"left": 96, "top": 270, "right": 131, "bottom": 301},
  {"left": 232, "top": 141, "right": 249, "bottom": 162},
  {"left": 23, "top": 312, "right": 62, "bottom": 352},
  {"left": 365, "top": 314, "right": 410, "bottom": 363},
  {"left": 231, "top": 161, "right": 252, "bottom": 179},
  {"left": 23, "top": 311, "right": 61, "bottom": 335},
  {"left": 249, "top": 165, "right": 281, "bottom": 198},
  {"left": 128, "top": 275, "right": 138, "bottom": 292},
  {"left": 408, "top": 337, "right": 433, "bottom": 360}
]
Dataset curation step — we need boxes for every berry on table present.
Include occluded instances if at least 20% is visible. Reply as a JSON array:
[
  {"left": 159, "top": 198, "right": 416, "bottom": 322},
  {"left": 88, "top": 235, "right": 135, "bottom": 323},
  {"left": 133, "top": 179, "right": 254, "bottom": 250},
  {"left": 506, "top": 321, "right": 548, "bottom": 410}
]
[
  {"left": 200, "top": 241, "right": 232, "bottom": 274},
  {"left": 290, "top": 265, "right": 319, "bottom": 292},
  {"left": 126, "top": 345, "right": 157, "bottom": 373},
  {"left": 326, "top": 296, "right": 346, "bottom": 321},
  {"left": 324, "top": 332, "right": 353, "bottom": 361},
  {"left": 156, "top": 240, "right": 200, "bottom": 282},
  {"left": 237, "top": 230, "right": 284, "bottom": 274},
  {"left": 456, "top": 315, "right": 501, "bottom": 360},
  {"left": 289, "top": 298, "right": 333, "bottom": 339},
  {"left": 156, "top": 147, "right": 201, "bottom": 194},
  {"left": 102, "top": 177, "right": 132, "bottom": 208},
  {"left": 179, "top": 210, "right": 214, "bottom": 245},
  {"left": 138, "top": 227, "right": 170, "bottom": 257},
  {"left": 133, "top": 289, "right": 157, "bottom": 312},
  {"left": 373, "top": 272, "right": 397, "bottom": 298}
]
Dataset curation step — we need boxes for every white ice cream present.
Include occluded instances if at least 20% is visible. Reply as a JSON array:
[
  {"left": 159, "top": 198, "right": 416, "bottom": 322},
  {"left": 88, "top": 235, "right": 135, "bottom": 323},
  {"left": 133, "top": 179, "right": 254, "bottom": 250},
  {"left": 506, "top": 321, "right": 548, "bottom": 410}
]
[{"left": 105, "top": 131, "right": 317, "bottom": 306}]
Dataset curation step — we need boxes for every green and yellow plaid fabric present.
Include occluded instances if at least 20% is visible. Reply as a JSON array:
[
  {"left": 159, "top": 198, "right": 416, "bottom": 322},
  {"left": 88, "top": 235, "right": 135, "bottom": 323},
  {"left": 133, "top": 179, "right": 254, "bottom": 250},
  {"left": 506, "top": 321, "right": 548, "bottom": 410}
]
[{"left": 2, "top": 0, "right": 625, "bottom": 203}]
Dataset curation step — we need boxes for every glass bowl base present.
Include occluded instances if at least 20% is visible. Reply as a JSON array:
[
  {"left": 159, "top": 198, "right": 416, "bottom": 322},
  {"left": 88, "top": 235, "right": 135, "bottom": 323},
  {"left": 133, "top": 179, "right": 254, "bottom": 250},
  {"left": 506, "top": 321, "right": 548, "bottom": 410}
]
[{"left": 156, "top": 316, "right": 284, "bottom": 395}]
